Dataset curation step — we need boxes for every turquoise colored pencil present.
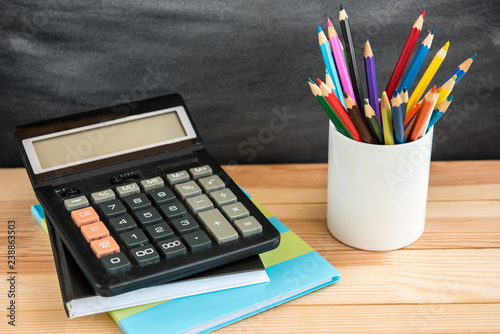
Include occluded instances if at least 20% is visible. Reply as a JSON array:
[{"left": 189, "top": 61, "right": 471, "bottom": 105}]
[
  {"left": 427, "top": 95, "right": 454, "bottom": 132},
  {"left": 398, "top": 28, "right": 435, "bottom": 93},
  {"left": 318, "top": 26, "right": 345, "bottom": 107},
  {"left": 391, "top": 91, "right": 405, "bottom": 144},
  {"left": 444, "top": 53, "right": 476, "bottom": 84}
]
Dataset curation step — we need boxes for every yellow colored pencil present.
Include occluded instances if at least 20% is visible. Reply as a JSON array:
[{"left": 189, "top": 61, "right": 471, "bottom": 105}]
[
  {"left": 380, "top": 91, "right": 394, "bottom": 145},
  {"left": 436, "top": 75, "right": 457, "bottom": 106},
  {"left": 406, "top": 41, "right": 449, "bottom": 117}
]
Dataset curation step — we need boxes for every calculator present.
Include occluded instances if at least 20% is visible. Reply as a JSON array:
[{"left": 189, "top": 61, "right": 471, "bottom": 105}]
[{"left": 15, "top": 93, "right": 280, "bottom": 296}]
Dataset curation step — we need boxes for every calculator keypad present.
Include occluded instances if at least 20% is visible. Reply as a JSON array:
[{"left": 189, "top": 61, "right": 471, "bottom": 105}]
[{"left": 66, "top": 164, "right": 262, "bottom": 274}]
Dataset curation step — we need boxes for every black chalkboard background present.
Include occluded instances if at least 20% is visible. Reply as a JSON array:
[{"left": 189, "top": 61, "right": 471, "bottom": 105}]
[{"left": 1, "top": 0, "right": 499, "bottom": 167}]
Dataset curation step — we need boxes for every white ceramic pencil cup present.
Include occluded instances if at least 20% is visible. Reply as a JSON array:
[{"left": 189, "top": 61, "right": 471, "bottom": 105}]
[{"left": 327, "top": 121, "right": 434, "bottom": 251}]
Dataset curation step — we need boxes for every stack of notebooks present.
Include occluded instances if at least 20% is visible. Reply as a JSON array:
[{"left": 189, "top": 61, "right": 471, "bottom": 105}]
[{"left": 33, "top": 190, "right": 341, "bottom": 333}]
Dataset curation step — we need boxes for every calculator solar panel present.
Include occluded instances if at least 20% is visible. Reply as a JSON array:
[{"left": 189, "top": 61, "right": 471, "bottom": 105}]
[{"left": 15, "top": 94, "right": 280, "bottom": 296}]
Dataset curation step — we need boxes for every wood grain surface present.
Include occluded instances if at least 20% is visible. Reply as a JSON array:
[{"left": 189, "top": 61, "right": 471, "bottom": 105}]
[{"left": 1, "top": 161, "right": 499, "bottom": 333}]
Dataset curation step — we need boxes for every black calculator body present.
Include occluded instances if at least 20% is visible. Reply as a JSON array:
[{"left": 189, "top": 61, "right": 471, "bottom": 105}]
[{"left": 15, "top": 94, "right": 280, "bottom": 296}]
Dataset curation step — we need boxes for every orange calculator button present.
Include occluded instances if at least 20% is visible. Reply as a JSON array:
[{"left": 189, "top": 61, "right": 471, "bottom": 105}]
[
  {"left": 90, "top": 236, "right": 120, "bottom": 258},
  {"left": 81, "top": 221, "right": 109, "bottom": 242},
  {"left": 71, "top": 206, "right": 99, "bottom": 227}
]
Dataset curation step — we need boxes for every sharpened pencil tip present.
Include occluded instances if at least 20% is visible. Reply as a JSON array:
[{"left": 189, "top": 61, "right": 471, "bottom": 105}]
[
  {"left": 421, "top": 10, "right": 426, "bottom": 19},
  {"left": 448, "top": 95, "right": 454, "bottom": 101},
  {"left": 327, "top": 17, "right": 333, "bottom": 27},
  {"left": 431, "top": 27, "right": 436, "bottom": 34},
  {"left": 307, "top": 78, "right": 315, "bottom": 84},
  {"left": 317, "top": 26, "right": 323, "bottom": 33},
  {"left": 444, "top": 41, "right": 450, "bottom": 50},
  {"left": 340, "top": 4, "right": 343, "bottom": 10},
  {"left": 472, "top": 53, "right": 477, "bottom": 60},
  {"left": 402, "top": 87, "right": 407, "bottom": 93},
  {"left": 364, "top": 99, "right": 369, "bottom": 105},
  {"left": 316, "top": 78, "right": 322, "bottom": 86}
]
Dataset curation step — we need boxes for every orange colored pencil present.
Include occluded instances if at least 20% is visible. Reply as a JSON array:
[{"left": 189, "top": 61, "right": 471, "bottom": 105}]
[
  {"left": 318, "top": 80, "right": 363, "bottom": 142},
  {"left": 408, "top": 86, "right": 439, "bottom": 141}
]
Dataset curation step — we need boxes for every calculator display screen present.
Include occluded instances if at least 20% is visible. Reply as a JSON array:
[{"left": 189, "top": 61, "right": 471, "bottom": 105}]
[{"left": 23, "top": 106, "right": 197, "bottom": 175}]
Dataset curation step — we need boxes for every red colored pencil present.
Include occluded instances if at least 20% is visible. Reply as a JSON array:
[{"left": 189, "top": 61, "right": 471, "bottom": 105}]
[
  {"left": 318, "top": 79, "right": 363, "bottom": 142},
  {"left": 384, "top": 10, "right": 425, "bottom": 99}
]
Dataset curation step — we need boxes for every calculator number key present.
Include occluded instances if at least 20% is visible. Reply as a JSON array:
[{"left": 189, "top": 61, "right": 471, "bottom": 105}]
[
  {"left": 134, "top": 207, "right": 162, "bottom": 226},
  {"left": 116, "top": 183, "right": 140, "bottom": 198},
  {"left": 158, "top": 237, "right": 187, "bottom": 258},
  {"left": 64, "top": 195, "right": 89, "bottom": 211},
  {"left": 90, "top": 189, "right": 115, "bottom": 204},
  {"left": 101, "top": 252, "right": 131, "bottom": 272},
  {"left": 120, "top": 229, "right": 149, "bottom": 249},
  {"left": 98, "top": 200, "right": 127, "bottom": 218},
  {"left": 150, "top": 187, "right": 176, "bottom": 206},
  {"left": 131, "top": 245, "right": 160, "bottom": 266},
  {"left": 174, "top": 181, "right": 202, "bottom": 199},
  {"left": 159, "top": 200, "right": 187, "bottom": 220},
  {"left": 145, "top": 222, "right": 174, "bottom": 241},
  {"left": 124, "top": 193, "right": 151, "bottom": 212},
  {"left": 109, "top": 214, "right": 137, "bottom": 233},
  {"left": 171, "top": 215, "right": 199, "bottom": 234}
]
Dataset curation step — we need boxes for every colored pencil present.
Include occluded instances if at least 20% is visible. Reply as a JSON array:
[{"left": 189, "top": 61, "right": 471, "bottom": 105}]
[
  {"left": 408, "top": 86, "right": 439, "bottom": 141},
  {"left": 339, "top": 5, "right": 365, "bottom": 112},
  {"left": 436, "top": 74, "right": 457, "bottom": 106},
  {"left": 318, "top": 26, "right": 345, "bottom": 107},
  {"left": 308, "top": 79, "right": 352, "bottom": 138},
  {"left": 380, "top": 91, "right": 394, "bottom": 145},
  {"left": 426, "top": 95, "right": 454, "bottom": 132},
  {"left": 325, "top": 68, "right": 335, "bottom": 92},
  {"left": 384, "top": 10, "right": 425, "bottom": 100},
  {"left": 407, "top": 41, "right": 449, "bottom": 116},
  {"left": 391, "top": 91, "right": 405, "bottom": 144},
  {"left": 363, "top": 99, "right": 384, "bottom": 144},
  {"left": 401, "top": 87, "right": 409, "bottom": 113},
  {"left": 327, "top": 18, "right": 356, "bottom": 106},
  {"left": 364, "top": 39, "right": 381, "bottom": 126},
  {"left": 318, "top": 80, "right": 363, "bottom": 142},
  {"left": 344, "top": 92, "right": 377, "bottom": 144},
  {"left": 397, "top": 27, "right": 435, "bottom": 94},
  {"left": 444, "top": 53, "right": 476, "bottom": 84}
]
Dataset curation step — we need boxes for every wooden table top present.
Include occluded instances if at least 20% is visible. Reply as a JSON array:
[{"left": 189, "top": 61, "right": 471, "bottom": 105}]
[{"left": 1, "top": 161, "right": 499, "bottom": 333}]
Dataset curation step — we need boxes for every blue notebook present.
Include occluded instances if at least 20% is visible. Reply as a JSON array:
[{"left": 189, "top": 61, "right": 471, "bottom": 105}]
[{"left": 109, "top": 191, "right": 341, "bottom": 334}]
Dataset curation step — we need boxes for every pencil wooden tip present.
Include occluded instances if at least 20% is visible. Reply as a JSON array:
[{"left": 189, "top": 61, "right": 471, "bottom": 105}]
[
  {"left": 382, "top": 91, "right": 387, "bottom": 98},
  {"left": 364, "top": 40, "right": 373, "bottom": 58},
  {"left": 391, "top": 92, "right": 402, "bottom": 107},
  {"left": 339, "top": 6, "right": 347, "bottom": 20}
]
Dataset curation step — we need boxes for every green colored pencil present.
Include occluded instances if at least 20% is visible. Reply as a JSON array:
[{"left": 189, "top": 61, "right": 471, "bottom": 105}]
[
  {"left": 363, "top": 99, "right": 384, "bottom": 144},
  {"left": 308, "top": 79, "right": 352, "bottom": 139}
]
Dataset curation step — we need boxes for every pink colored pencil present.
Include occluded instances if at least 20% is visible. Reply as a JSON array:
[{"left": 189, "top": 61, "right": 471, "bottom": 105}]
[{"left": 327, "top": 18, "right": 356, "bottom": 106}]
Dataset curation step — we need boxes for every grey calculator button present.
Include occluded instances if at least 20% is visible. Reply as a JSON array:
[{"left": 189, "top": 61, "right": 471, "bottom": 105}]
[
  {"left": 64, "top": 196, "right": 89, "bottom": 211},
  {"left": 116, "top": 183, "right": 140, "bottom": 198},
  {"left": 234, "top": 216, "right": 262, "bottom": 237},
  {"left": 90, "top": 189, "right": 115, "bottom": 204},
  {"left": 221, "top": 202, "right": 249, "bottom": 222},
  {"left": 198, "top": 209, "right": 238, "bottom": 244},
  {"left": 174, "top": 181, "right": 202, "bottom": 199},
  {"left": 140, "top": 177, "right": 164, "bottom": 191},
  {"left": 209, "top": 189, "right": 237, "bottom": 207},
  {"left": 198, "top": 175, "right": 225, "bottom": 193},
  {"left": 186, "top": 194, "right": 214, "bottom": 214},
  {"left": 189, "top": 165, "right": 213, "bottom": 179},
  {"left": 166, "top": 170, "right": 190, "bottom": 185}
]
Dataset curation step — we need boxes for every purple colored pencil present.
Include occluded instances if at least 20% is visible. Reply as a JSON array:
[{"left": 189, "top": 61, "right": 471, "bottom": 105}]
[{"left": 364, "top": 40, "right": 381, "bottom": 126}]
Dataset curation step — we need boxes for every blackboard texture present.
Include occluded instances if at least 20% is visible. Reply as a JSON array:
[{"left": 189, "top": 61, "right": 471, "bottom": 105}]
[{"left": 1, "top": 0, "right": 499, "bottom": 167}]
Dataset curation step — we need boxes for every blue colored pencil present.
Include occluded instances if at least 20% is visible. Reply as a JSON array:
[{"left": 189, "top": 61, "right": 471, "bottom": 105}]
[
  {"left": 391, "top": 91, "right": 405, "bottom": 144},
  {"left": 426, "top": 95, "right": 454, "bottom": 132},
  {"left": 444, "top": 54, "right": 476, "bottom": 84},
  {"left": 318, "top": 26, "right": 346, "bottom": 108},
  {"left": 398, "top": 28, "right": 435, "bottom": 93}
]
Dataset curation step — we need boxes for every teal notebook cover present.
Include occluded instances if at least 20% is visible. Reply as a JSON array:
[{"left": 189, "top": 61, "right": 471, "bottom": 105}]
[{"left": 109, "top": 193, "right": 341, "bottom": 334}]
